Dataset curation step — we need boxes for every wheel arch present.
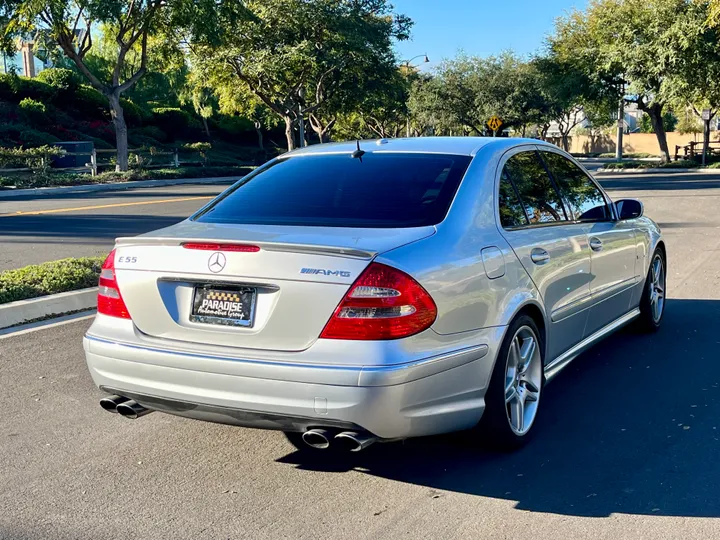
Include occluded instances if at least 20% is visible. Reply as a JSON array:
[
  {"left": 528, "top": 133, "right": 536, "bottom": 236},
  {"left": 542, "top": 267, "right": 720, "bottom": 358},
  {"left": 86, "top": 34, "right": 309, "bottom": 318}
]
[{"left": 498, "top": 298, "right": 548, "bottom": 360}]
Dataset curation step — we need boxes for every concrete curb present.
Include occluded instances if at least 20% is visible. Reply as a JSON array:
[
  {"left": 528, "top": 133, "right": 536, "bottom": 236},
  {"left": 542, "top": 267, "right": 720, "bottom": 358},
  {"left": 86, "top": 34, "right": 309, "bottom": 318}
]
[
  {"left": 596, "top": 167, "right": 715, "bottom": 174},
  {"left": 0, "top": 176, "right": 242, "bottom": 199},
  {"left": 0, "top": 287, "right": 97, "bottom": 329}
]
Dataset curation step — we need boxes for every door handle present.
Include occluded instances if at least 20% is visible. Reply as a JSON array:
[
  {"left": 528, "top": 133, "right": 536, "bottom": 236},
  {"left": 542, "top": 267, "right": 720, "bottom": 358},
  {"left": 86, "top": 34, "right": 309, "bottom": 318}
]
[
  {"left": 589, "top": 237, "right": 603, "bottom": 251},
  {"left": 530, "top": 248, "right": 550, "bottom": 265}
]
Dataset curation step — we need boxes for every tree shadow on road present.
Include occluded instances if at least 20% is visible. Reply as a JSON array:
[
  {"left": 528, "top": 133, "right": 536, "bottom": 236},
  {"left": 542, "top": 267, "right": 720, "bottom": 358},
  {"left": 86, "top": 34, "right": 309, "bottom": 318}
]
[
  {"left": 278, "top": 299, "right": 720, "bottom": 518},
  {"left": 598, "top": 173, "right": 720, "bottom": 192},
  {"left": 0, "top": 214, "right": 186, "bottom": 241}
]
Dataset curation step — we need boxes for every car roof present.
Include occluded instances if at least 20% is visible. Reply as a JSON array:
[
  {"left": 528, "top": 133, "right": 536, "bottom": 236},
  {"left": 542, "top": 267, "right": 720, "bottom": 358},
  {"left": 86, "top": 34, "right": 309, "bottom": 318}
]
[{"left": 286, "top": 137, "right": 552, "bottom": 158}]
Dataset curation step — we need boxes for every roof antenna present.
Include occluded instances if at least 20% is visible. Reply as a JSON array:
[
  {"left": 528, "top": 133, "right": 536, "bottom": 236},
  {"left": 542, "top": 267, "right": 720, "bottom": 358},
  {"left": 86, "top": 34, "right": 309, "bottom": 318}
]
[{"left": 351, "top": 140, "right": 365, "bottom": 161}]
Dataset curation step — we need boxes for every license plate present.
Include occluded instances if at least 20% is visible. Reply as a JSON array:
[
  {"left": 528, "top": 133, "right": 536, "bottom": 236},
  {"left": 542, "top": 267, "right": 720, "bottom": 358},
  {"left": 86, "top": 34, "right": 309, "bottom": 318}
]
[{"left": 190, "top": 286, "right": 256, "bottom": 327}]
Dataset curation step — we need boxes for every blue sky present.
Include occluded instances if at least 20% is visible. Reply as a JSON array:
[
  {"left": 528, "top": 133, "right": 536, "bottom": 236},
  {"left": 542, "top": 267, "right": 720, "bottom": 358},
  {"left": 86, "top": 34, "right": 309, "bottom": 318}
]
[{"left": 392, "top": 0, "right": 588, "bottom": 68}]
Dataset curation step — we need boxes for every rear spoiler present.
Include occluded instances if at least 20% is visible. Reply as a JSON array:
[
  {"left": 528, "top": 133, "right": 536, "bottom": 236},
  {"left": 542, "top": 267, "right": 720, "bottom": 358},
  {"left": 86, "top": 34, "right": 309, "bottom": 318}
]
[{"left": 114, "top": 237, "right": 376, "bottom": 260}]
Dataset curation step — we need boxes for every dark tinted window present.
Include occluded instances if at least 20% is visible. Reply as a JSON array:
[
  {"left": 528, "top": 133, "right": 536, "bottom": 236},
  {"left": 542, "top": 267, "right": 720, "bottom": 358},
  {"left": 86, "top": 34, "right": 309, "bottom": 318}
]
[
  {"left": 498, "top": 170, "right": 528, "bottom": 228},
  {"left": 194, "top": 153, "right": 472, "bottom": 228},
  {"left": 503, "top": 152, "right": 568, "bottom": 224},
  {"left": 542, "top": 152, "right": 610, "bottom": 221}
]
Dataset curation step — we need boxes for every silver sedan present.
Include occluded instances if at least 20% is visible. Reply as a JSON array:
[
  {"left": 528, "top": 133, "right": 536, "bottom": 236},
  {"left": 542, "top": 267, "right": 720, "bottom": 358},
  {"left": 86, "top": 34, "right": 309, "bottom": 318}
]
[{"left": 84, "top": 137, "right": 665, "bottom": 452}]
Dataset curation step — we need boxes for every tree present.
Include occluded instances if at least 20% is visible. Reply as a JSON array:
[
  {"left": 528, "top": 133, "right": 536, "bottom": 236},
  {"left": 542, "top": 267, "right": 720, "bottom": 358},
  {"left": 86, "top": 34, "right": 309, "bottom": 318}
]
[
  {"left": 549, "top": 0, "right": 696, "bottom": 162},
  {"left": 664, "top": 0, "right": 720, "bottom": 159},
  {"left": 639, "top": 112, "right": 677, "bottom": 134},
  {"left": 5, "top": 1, "right": 248, "bottom": 170},
  {"left": 355, "top": 68, "right": 409, "bottom": 139},
  {"left": 198, "top": 0, "right": 411, "bottom": 151}
]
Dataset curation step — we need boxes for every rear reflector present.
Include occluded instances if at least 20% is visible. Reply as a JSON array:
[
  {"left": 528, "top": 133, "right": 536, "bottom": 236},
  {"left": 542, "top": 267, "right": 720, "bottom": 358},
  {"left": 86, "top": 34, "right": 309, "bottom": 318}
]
[
  {"left": 320, "top": 263, "right": 437, "bottom": 340},
  {"left": 97, "top": 249, "right": 131, "bottom": 319},
  {"left": 182, "top": 243, "right": 260, "bottom": 252}
]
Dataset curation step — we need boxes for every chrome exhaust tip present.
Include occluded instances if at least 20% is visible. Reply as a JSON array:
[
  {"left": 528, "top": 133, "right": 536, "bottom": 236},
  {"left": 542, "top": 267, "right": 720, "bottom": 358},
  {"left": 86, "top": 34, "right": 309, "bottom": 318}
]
[
  {"left": 99, "top": 395, "right": 130, "bottom": 413},
  {"left": 335, "top": 431, "right": 378, "bottom": 452},
  {"left": 115, "top": 400, "right": 152, "bottom": 419},
  {"left": 301, "top": 429, "right": 331, "bottom": 449}
]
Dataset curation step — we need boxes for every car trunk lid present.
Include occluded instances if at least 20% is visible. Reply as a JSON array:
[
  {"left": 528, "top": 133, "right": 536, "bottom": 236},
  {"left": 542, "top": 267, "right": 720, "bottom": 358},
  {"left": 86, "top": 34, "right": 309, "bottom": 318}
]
[{"left": 112, "top": 222, "right": 435, "bottom": 352}]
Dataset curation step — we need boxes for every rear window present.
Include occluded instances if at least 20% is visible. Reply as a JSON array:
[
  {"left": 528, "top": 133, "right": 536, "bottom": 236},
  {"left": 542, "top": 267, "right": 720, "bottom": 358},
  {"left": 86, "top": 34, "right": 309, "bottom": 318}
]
[{"left": 193, "top": 152, "right": 472, "bottom": 228}]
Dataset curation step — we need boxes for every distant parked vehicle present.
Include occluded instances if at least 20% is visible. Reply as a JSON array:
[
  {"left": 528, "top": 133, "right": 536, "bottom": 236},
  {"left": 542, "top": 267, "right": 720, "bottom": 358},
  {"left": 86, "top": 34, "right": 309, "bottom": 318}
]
[{"left": 85, "top": 137, "right": 665, "bottom": 452}]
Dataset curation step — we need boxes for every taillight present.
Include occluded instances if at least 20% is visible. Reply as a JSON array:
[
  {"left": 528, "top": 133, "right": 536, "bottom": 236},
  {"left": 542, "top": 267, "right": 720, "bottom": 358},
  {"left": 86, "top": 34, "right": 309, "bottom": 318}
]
[
  {"left": 97, "top": 249, "right": 131, "bottom": 319},
  {"left": 320, "top": 263, "right": 437, "bottom": 340}
]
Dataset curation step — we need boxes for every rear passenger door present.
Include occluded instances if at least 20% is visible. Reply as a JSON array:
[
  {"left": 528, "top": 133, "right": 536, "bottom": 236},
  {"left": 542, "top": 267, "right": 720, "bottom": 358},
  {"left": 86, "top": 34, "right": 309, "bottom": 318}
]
[
  {"left": 497, "top": 148, "right": 593, "bottom": 362},
  {"left": 540, "top": 150, "right": 638, "bottom": 334}
]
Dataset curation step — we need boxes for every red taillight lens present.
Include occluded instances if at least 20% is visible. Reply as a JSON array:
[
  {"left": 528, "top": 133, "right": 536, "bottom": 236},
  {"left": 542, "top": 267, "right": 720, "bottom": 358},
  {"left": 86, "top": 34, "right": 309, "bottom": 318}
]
[
  {"left": 182, "top": 243, "right": 260, "bottom": 253},
  {"left": 320, "top": 263, "right": 437, "bottom": 340},
  {"left": 97, "top": 249, "right": 131, "bottom": 319}
]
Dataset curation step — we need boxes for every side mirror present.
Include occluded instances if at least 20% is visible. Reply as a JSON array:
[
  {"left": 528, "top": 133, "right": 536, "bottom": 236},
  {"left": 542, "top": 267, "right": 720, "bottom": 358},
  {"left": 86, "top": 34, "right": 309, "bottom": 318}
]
[{"left": 616, "top": 199, "right": 643, "bottom": 220}]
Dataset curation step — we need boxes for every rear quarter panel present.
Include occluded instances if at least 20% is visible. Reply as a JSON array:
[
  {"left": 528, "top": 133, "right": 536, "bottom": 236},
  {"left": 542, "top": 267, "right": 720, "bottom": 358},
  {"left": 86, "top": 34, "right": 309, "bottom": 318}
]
[{"left": 376, "top": 144, "right": 544, "bottom": 336}]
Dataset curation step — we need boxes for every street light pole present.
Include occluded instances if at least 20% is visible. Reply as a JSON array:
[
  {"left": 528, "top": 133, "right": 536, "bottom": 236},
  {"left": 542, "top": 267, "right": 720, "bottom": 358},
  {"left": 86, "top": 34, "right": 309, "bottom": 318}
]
[{"left": 402, "top": 54, "right": 429, "bottom": 138}]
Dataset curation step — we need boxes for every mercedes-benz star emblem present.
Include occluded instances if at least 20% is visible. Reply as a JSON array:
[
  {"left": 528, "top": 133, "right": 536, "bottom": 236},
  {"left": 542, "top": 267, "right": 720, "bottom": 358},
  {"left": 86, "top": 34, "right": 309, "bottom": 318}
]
[{"left": 208, "top": 252, "right": 226, "bottom": 273}]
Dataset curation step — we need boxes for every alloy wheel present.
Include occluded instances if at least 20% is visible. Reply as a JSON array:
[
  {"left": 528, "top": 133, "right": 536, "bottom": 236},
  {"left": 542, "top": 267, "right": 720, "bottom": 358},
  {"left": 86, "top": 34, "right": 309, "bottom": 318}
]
[
  {"left": 649, "top": 254, "right": 666, "bottom": 323},
  {"left": 504, "top": 326, "right": 543, "bottom": 436}
]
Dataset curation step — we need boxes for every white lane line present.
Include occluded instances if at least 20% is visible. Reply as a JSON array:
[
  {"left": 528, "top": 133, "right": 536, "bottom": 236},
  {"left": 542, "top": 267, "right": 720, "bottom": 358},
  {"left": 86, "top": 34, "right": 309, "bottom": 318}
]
[{"left": 0, "top": 310, "right": 96, "bottom": 339}]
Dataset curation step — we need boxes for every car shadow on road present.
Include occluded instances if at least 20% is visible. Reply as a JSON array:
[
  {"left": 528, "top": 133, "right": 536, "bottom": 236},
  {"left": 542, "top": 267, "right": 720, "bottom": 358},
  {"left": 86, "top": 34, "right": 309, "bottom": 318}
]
[{"left": 278, "top": 299, "right": 720, "bottom": 518}]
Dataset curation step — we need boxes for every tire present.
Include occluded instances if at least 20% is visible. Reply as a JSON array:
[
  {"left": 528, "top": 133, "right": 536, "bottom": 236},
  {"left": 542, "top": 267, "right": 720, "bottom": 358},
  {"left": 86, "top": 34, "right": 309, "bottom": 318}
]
[
  {"left": 635, "top": 248, "right": 666, "bottom": 333},
  {"left": 476, "top": 314, "right": 545, "bottom": 451}
]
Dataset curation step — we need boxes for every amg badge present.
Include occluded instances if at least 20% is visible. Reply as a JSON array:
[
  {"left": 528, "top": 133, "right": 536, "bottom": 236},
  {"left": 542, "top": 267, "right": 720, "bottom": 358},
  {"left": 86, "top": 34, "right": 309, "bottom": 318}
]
[{"left": 300, "top": 268, "right": 352, "bottom": 278}]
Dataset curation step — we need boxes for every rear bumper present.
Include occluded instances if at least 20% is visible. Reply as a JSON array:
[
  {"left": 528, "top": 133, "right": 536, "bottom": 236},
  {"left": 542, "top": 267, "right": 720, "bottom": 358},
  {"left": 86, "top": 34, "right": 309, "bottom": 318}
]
[{"left": 83, "top": 327, "right": 503, "bottom": 439}]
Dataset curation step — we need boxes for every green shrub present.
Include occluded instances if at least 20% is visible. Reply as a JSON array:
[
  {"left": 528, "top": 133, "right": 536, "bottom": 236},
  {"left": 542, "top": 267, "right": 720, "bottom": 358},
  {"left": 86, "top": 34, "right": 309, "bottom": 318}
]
[
  {"left": 660, "top": 159, "right": 698, "bottom": 169},
  {"left": 19, "top": 97, "right": 48, "bottom": 126},
  {"left": 215, "top": 115, "right": 254, "bottom": 137},
  {"left": 120, "top": 98, "right": 151, "bottom": 127},
  {"left": 152, "top": 107, "right": 202, "bottom": 139},
  {"left": 0, "top": 122, "right": 28, "bottom": 144},
  {"left": 0, "top": 145, "right": 66, "bottom": 171},
  {"left": 598, "top": 152, "right": 657, "bottom": 159},
  {"left": 18, "top": 129, "right": 61, "bottom": 147},
  {"left": 137, "top": 125, "right": 167, "bottom": 142},
  {"left": 70, "top": 85, "right": 109, "bottom": 120},
  {"left": 0, "top": 165, "right": 254, "bottom": 189},
  {"left": 36, "top": 68, "right": 81, "bottom": 92},
  {"left": 0, "top": 257, "right": 104, "bottom": 304}
]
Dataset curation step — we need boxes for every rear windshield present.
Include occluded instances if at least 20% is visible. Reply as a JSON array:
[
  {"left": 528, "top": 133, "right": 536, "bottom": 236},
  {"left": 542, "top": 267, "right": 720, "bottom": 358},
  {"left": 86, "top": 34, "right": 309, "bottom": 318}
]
[{"left": 193, "top": 152, "right": 473, "bottom": 228}]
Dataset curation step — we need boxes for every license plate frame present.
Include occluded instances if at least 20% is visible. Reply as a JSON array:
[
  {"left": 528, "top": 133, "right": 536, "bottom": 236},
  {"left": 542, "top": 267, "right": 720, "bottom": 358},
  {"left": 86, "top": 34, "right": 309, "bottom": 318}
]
[{"left": 190, "top": 286, "right": 257, "bottom": 328}]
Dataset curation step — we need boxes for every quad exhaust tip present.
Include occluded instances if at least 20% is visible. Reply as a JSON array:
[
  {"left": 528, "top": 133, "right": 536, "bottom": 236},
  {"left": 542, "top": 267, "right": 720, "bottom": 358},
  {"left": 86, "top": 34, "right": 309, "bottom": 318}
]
[
  {"left": 334, "top": 431, "right": 377, "bottom": 452},
  {"left": 99, "top": 395, "right": 130, "bottom": 413},
  {"left": 302, "top": 429, "right": 331, "bottom": 449},
  {"left": 301, "top": 429, "right": 378, "bottom": 452},
  {"left": 116, "top": 400, "right": 153, "bottom": 419},
  {"left": 100, "top": 395, "right": 153, "bottom": 419}
]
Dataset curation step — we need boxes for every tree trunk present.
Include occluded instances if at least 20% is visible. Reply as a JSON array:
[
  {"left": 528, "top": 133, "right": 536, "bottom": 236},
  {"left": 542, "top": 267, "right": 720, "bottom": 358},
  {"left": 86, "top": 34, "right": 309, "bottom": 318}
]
[
  {"left": 540, "top": 124, "right": 550, "bottom": 141},
  {"left": 559, "top": 129, "right": 570, "bottom": 151},
  {"left": 647, "top": 103, "right": 670, "bottom": 162},
  {"left": 201, "top": 116, "right": 211, "bottom": 140},
  {"left": 254, "top": 121, "right": 264, "bottom": 150},
  {"left": 284, "top": 116, "right": 295, "bottom": 152},
  {"left": 107, "top": 92, "right": 129, "bottom": 172},
  {"left": 703, "top": 117, "right": 711, "bottom": 160}
]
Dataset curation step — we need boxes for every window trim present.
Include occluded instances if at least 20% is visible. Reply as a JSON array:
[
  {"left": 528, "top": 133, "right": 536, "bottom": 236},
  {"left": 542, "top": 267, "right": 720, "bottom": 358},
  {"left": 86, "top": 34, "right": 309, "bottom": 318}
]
[
  {"left": 495, "top": 147, "right": 572, "bottom": 230},
  {"left": 498, "top": 169, "right": 530, "bottom": 228},
  {"left": 538, "top": 148, "right": 617, "bottom": 223}
]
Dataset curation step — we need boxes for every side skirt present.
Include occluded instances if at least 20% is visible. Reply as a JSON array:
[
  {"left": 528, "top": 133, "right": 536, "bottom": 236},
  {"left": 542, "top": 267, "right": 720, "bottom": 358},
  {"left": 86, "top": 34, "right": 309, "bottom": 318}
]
[{"left": 543, "top": 308, "right": 640, "bottom": 383}]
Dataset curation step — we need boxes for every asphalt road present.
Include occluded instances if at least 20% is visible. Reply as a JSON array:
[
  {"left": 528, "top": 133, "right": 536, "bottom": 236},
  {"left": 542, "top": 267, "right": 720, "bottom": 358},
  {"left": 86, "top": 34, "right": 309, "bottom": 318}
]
[
  {"left": 1, "top": 172, "right": 720, "bottom": 539},
  {"left": 0, "top": 183, "right": 232, "bottom": 271}
]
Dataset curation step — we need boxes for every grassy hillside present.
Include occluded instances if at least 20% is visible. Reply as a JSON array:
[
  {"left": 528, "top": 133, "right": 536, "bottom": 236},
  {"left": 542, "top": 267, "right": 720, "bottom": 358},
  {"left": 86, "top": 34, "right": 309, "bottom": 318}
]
[{"left": 0, "top": 69, "right": 280, "bottom": 171}]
